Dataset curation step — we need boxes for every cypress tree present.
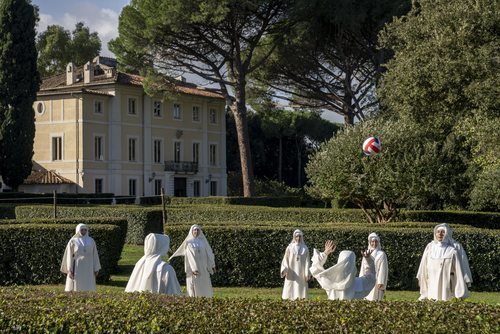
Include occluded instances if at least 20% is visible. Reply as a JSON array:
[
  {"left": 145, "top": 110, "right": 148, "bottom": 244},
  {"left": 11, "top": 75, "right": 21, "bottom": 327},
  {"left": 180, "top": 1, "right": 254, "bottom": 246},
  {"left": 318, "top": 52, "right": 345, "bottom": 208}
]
[{"left": 0, "top": 0, "right": 39, "bottom": 190}]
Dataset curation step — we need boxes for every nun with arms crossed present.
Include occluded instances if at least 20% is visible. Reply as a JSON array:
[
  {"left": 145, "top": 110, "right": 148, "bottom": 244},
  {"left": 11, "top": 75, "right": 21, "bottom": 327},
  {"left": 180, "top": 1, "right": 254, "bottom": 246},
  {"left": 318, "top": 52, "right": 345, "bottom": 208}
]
[
  {"left": 125, "top": 233, "right": 181, "bottom": 295},
  {"left": 281, "top": 229, "right": 310, "bottom": 300},
  {"left": 416, "top": 223, "right": 469, "bottom": 301},
  {"left": 170, "top": 224, "right": 215, "bottom": 297},
  {"left": 60, "top": 223, "right": 101, "bottom": 292}
]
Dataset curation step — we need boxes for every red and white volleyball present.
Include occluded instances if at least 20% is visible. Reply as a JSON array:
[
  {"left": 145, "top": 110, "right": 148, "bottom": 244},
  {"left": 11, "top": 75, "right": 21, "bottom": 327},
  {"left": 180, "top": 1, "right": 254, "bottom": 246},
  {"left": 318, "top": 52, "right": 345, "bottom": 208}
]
[{"left": 362, "top": 137, "right": 381, "bottom": 156}]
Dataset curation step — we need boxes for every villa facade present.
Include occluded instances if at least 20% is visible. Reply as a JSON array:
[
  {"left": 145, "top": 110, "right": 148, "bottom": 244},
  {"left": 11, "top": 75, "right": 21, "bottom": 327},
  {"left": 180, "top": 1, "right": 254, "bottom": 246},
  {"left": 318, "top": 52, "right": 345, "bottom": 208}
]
[{"left": 20, "top": 56, "right": 227, "bottom": 197}]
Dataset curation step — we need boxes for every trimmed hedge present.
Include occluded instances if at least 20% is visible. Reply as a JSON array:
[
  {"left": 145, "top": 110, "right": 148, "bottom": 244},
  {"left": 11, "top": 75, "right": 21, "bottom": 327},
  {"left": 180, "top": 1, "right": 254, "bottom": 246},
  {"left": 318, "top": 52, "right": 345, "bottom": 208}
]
[
  {"left": 0, "top": 289, "right": 498, "bottom": 333},
  {"left": 167, "top": 196, "right": 304, "bottom": 207},
  {"left": 166, "top": 224, "right": 500, "bottom": 291},
  {"left": 0, "top": 222, "right": 126, "bottom": 285},
  {"left": 15, "top": 206, "right": 163, "bottom": 244},
  {"left": 400, "top": 210, "right": 500, "bottom": 229},
  {"left": 166, "top": 205, "right": 500, "bottom": 228},
  {"left": 0, "top": 192, "right": 114, "bottom": 204}
]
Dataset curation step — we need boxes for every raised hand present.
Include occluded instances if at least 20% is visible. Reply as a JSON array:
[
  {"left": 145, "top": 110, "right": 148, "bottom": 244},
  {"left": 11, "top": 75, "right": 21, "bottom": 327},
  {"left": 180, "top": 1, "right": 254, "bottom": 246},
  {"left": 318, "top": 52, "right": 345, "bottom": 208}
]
[{"left": 324, "top": 240, "right": 337, "bottom": 256}]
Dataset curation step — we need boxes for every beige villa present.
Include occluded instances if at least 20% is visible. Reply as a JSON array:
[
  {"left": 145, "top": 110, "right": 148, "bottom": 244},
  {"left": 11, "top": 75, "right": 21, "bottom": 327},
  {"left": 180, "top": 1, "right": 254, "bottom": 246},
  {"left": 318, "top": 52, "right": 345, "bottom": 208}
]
[{"left": 19, "top": 56, "right": 227, "bottom": 198}]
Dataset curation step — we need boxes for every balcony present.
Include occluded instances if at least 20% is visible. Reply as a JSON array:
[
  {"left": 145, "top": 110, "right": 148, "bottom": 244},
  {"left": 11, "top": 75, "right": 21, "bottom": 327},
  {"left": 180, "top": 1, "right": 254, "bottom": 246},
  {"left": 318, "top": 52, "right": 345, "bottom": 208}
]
[{"left": 164, "top": 161, "right": 198, "bottom": 174}]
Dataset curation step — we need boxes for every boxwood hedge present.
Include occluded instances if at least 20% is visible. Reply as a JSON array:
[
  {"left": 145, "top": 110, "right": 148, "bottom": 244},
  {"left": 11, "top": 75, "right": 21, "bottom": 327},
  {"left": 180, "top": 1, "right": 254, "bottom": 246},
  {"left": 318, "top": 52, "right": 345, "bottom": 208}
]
[
  {"left": 15, "top": 206, "right": 163, "bottom": 244},
  {"left": 0, "top": 289, "right": 497, "bottom": 333},
  {"left": 167, "top": 205, "right": 499, "bottom": 228},
  {"left": 166, "top": 224, "right": 500, "bottom": 291},
  {"left": 0, "top": 220, "right": 126, "bottom": 285}
]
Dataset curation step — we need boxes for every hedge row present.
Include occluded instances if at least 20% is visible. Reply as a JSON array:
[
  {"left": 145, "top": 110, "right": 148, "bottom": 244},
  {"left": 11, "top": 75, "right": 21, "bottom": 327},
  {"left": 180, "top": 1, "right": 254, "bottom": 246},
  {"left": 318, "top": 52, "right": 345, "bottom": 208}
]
[
  {"left": 15, "top": 206, "right": 163, "bottom": 244},
  {"left": 166, "top": 205, "right": 500, "bottom": 228},
  {"left": 165, "top": 224, "right": 500, "bottom": 291},
  {"left": 0, "top": 220, "right": 126, "bottom": 285},
  {"left": 0, "top": 192, "right": 115, "bottom": 204},
  {"left": 0, "top": 289, "right": 498, "bottom": 333}
]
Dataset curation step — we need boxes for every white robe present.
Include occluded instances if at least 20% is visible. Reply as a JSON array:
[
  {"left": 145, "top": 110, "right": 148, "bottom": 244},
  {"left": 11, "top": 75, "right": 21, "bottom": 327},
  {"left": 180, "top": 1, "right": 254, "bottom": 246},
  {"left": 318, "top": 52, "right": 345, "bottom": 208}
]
[
  {"left": 184, "top": 238, "right": 214, "bottom": 297},
  {"left": 417, "top": 242, "right": 469, "bottom": 301},
  {"left": 125, "top": 233, "right": 181, "bottom": 295},
  {"left": 281, "top": 243, "right": 310, "bottom": 300},
  {"left": 170, "top": 225, "right": 215, "bottom": 298},
  {"left": 311, "top": 250, "right": 376, "bottom": 300},
  {"left": 360, "top": 250, "right": 388, "bottom": 301},
  {"left": 60, "top": 236, "right": 101, "bottom": 292}
]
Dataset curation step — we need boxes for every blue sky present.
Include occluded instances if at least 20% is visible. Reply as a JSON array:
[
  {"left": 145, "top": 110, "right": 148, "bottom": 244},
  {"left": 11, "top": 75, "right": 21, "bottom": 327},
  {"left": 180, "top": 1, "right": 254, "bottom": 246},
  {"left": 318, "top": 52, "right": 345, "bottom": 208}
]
[{"left": 32, "top": 0, "right": 130, "bottom": 56}]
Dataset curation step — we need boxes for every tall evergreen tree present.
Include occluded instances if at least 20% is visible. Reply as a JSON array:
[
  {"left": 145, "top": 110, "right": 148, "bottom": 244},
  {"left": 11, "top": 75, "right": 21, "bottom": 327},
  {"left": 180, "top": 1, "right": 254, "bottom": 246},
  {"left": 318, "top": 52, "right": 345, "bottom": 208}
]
[{"left": 0, "top": 0, "right": 39, "bottom": 190}]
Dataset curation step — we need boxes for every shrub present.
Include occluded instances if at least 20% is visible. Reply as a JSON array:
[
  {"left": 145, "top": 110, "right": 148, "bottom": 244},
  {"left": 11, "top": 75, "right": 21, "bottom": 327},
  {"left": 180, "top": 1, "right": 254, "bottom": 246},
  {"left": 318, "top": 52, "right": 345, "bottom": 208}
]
[
  {"left": 0, "top": 204, "right": 16, "bottom": 219},
  {"left": 0, "top": 222, "right": 125, "bottom": 285},
  {"left": 0, "top": 192, "right": 114, "bottom": 204},
  {"left": 0, "top": 289, "right": 497, "bottom": 333},
  {"left": 166, "top": 224, "right": 500, "bottom": 291},
  {"left": 15, "top": 206, "right": 163, "bottom": 244},
  {"left": 166, "top": 205, "right": 500, "bottom": 228}
]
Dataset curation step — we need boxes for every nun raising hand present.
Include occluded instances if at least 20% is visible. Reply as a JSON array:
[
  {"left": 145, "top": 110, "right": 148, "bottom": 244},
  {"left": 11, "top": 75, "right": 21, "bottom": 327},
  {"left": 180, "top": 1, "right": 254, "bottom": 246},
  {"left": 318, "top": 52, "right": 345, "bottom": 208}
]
[
  {"left": 60, "top": 223, "right": 101, "bottom": 292},
  {"left": 360, "top": 233, "right": 388, "bottom": 301},
  {"left": 169, "top": 224, "right": 215, "bottom": 297},
  {"left": 310, "top": 240, "right": 376, "bottom": 300},
  {"left": 281, "top": 229, "right": 311, "bottom": 300}
]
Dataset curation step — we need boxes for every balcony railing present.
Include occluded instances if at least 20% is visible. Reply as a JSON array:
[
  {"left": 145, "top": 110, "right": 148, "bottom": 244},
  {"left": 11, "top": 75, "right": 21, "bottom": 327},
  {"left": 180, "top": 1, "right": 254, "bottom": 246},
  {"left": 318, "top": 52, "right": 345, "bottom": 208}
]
[{"left": 164, "top": 161, "right": 198, "bottom": 174}]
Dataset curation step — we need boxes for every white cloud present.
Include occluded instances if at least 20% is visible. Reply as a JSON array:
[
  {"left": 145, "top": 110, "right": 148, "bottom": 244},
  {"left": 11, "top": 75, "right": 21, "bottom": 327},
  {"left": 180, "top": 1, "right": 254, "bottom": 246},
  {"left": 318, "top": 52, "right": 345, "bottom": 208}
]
[{"left": 37, "top": 4, "right": 121, "bottom": 57}]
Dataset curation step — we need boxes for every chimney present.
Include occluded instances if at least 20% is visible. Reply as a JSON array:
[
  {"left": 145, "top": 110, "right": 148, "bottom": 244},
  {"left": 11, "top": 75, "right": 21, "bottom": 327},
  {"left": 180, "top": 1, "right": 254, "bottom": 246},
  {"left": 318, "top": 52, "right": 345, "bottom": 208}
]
[
  {"left": 84, "top": 61, "right": 94, "bottom": 84},
  {"left": 104, "top": 68, "right": 115, "bottom": 78},
  {"left": 66, "top": 62, "right": 76, "bottom": 85}
]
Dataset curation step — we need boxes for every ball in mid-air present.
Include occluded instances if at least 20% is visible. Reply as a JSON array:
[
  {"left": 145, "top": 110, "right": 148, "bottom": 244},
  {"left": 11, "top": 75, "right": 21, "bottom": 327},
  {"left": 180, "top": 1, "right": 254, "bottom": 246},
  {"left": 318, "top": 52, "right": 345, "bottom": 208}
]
[{"left": 362, "top": 137, "right": 381, "bottom": 156}]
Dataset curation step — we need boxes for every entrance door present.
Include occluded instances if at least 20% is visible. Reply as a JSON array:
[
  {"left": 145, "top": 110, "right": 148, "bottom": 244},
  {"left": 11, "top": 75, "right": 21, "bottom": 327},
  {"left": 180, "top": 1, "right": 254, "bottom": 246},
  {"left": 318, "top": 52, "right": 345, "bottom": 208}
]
[{"left": 174, "top": 177, "right": 187, "bottom": 197}]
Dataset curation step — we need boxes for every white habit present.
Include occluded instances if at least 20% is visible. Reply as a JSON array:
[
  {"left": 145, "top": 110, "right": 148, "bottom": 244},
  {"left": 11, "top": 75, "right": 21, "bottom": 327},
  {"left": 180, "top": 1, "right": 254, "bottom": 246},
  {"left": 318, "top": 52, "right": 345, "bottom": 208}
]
[
  {"left": 360, "top": 233, "right": 388, "bottom": 301},
  {"left": 310, "top": 249, "right": 375, "bottom": 300},
  {"left": 169, "top": 224, "right": 215, "bottom": 297},
  {"left": 416, "top": 224, "right": 469, "bottom": 301},
  {"left": 60, "top": 223, "right": 101, "bottom": 292},
  {"left": 447, "top": 224, "right": 473, "bottom": 287},
  {"left": 281, "top": 229, "right": 310, "bottom": 300},
  {"left": 125, "top": 233, "right": 181, "bottom": 295}
]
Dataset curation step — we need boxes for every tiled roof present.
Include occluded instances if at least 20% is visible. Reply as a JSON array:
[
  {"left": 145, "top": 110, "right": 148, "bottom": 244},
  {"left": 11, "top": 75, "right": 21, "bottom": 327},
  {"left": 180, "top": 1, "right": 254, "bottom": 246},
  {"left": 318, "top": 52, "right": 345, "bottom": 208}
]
[
  {"left": 24, "top": 169, "right": 74, "bottom": 185},
  {"left": 39, "top": 61, "right": 224, "bottom": 100}
]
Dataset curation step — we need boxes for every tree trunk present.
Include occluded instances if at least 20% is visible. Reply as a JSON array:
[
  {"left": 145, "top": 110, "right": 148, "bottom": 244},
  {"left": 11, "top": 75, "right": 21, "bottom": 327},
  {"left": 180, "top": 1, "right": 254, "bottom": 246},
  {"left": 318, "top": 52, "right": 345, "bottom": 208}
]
[
  {"left": 295, "top": 137, "right": 302, "bottom": 187},
  {"left": 230, "top": 80, "right": 254, "bottom": 197},
  {"left": 278, "top": 136, "right": 282, "bottom": 182},
  {"left": 342, "top": 70, "right": 355, "bottom": 125}
]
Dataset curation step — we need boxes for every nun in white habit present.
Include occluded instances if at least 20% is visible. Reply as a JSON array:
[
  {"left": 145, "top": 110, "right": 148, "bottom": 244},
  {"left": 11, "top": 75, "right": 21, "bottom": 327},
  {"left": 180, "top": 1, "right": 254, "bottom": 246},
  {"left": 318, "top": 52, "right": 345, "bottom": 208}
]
[
  {"left": 60, "top": 223, "right": 101, "bottom": 292},
  {"left": 169, "top": 224, "right": 215, "bottom": 297},
  {"left": 360, "top": 233, "right": 388, "bottom": 301},
  {"left": 125, "top": 233, "right": 181, "bottom": 295},
  {"left": 281, "top": 229, "right": 310, "bottom": 300},
  {"left": 416, "top": 223, "right": 469, "bottom": 301},
  {"left": 310, "top": 240, "right": 376, "bottom": 300}
]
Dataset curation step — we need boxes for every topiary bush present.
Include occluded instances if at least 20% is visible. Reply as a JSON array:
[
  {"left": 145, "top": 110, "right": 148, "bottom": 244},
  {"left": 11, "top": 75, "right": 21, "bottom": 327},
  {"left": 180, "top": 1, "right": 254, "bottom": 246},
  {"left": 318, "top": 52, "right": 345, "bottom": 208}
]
[
  {"left": 0, "top": 289, "right": 497, "bottom": 333},
  {"left": 15, "top": 206, "right": 163, "bottom": 244},
  {"left": 0, "top": 221, "right": 125, "bottom": 285}
]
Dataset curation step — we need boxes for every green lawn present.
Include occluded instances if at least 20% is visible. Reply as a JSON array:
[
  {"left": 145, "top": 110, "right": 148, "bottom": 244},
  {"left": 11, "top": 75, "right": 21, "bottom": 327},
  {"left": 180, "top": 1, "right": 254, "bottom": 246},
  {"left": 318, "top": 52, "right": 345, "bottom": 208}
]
[{"left": 28, "top": 244, "right": 499, "bottom": 305}]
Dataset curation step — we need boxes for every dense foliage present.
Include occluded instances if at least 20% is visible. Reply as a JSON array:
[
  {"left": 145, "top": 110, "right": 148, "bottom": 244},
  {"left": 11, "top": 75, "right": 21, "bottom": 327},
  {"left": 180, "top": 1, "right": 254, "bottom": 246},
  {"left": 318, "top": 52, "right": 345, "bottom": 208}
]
[
  {"left": 15, "top": 206, "right": 163, "bottom": 244},
  {"left": 36, "top": 22, "right": 101, "bottom": 77},
  {"left": 306, "top": 117, "right": 469, "bottom": 222},
  {"left": 226, "top": 109, "right": 338, "bottom": 190},
  {"left": 1, "top": 289, "right": 498, "bottom": 333},
  {"left": 167, "top": 224, "right": 500, "bottom": 291},
  {"left": 0, "top": 0, "right": 39, "bottom": 190},
  {"left": 378, "top": 0, "right": 499, "bottom": 211},
  {"left": 0, "top": 219, "right": 126, "bottom": 285}
]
